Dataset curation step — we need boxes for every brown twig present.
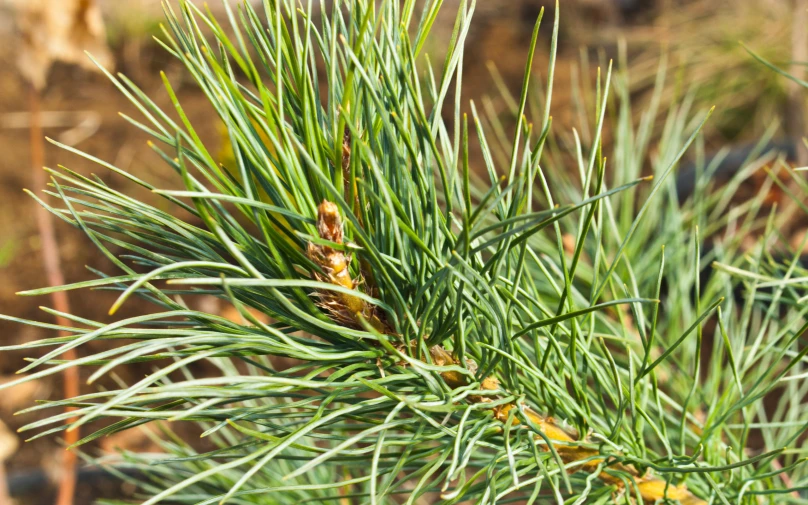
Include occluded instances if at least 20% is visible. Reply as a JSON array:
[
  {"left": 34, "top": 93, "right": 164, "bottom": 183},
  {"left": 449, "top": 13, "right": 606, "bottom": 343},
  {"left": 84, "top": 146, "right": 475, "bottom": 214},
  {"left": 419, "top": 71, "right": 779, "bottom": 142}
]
[
  {"left": 432, "top": 348, "right": 706, "bottom": 504},
  {"left": 28, "top": 84, "right": 79, "bottom": 505}
]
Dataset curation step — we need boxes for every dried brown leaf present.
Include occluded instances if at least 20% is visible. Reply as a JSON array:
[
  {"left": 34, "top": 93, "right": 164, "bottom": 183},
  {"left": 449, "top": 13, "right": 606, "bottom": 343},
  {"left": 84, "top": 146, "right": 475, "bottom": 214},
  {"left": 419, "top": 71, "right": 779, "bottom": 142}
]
[
  {"left": 9, "top": 0, "right": 114, "bottom": 89},
  {"left": 0, "top": 420, "right": 19, "bottom": 462}
]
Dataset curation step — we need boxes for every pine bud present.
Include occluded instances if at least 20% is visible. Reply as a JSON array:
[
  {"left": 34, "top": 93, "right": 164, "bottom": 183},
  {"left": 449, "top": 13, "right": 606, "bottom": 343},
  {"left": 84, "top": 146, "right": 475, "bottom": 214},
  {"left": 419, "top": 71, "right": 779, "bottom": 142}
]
[{"left": 308, "top": 200, "right": 389, "bottom": 332}]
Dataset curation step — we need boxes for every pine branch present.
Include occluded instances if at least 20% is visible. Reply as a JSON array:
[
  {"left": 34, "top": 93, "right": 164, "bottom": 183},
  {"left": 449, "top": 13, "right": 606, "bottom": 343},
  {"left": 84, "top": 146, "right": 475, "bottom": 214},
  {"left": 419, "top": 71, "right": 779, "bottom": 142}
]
[{"left": 2, "top": 1, "right": 806, "bottom": 504}]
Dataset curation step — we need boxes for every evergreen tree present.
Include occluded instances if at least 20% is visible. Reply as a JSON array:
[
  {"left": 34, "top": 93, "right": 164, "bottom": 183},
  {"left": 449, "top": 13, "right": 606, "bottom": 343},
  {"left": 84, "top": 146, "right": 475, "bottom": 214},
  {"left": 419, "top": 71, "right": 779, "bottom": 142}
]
[{"left": 3, "top": 1, "right": 806, "bottom": 503}]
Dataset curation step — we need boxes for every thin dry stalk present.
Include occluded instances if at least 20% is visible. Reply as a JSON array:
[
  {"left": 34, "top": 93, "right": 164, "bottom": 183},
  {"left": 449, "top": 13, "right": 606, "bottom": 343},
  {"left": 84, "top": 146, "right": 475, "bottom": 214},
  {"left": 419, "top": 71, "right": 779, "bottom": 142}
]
[{"left": 28, "top": 85, "right": 79, "bottom": 505}]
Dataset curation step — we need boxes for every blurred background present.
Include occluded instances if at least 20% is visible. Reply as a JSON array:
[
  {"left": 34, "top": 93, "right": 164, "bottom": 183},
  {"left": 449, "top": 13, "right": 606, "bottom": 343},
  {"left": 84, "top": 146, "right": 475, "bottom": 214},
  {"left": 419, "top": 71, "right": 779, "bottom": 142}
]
[{"left": 0, "top": 0, "right": 805, "bottom": 503}]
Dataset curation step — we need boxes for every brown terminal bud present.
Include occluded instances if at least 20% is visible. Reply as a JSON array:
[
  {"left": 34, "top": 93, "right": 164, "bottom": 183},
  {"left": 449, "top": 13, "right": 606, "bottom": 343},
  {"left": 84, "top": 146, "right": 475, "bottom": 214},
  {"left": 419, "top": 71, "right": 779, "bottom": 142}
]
[{"left": 317, "top": 200, "right": 343, "bottom": 245}]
